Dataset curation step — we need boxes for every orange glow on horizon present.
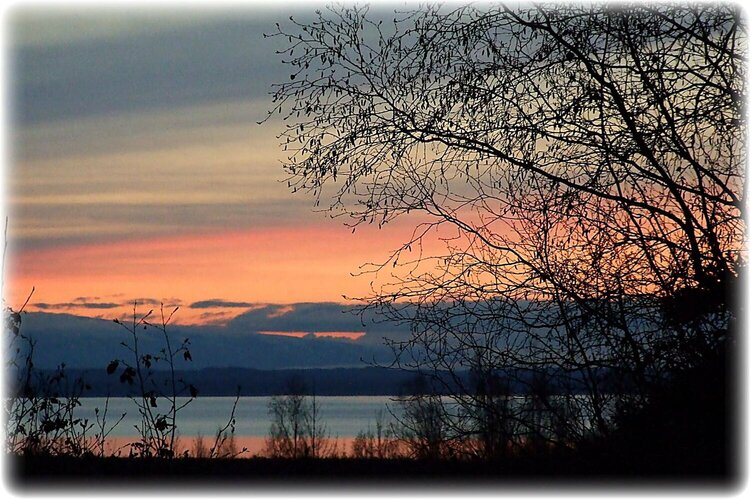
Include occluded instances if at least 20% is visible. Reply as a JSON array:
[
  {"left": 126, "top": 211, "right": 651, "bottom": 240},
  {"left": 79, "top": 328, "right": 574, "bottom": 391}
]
[
  {"left": 257, "top": 331, "right": 310, "bottom": 338},
  {"left": 6, "top": 221, "right": 446, "bottom": 325},
  {"left": 313, "top": 331, "right": 366, "bottom": 340}
]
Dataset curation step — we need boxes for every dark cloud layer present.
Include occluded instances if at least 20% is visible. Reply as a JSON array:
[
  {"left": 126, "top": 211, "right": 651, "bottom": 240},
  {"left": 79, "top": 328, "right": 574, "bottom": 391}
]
[
  {"left": 130, "top": 297, "right": 182, "bottom": 307},
  {"left": 18, "top": 311, "right": 394, "bottom": 370},
  {"left": 13, "top": 15, "right": 290, "bottom": 126},
  {"left": 182, "top": 300, "right": 411, "bottom": 344},
  {"left": 34, "top": 301, "right": 120, "bottom": 310},
  {"left": 190, "top": 299, "right": 255, "bottom": 309},
  {"left": 32, "top": 296, "right": 183, "bottom": 312},
  {"left": 227, "top": 302, "right": 410, "bottom": 344}
]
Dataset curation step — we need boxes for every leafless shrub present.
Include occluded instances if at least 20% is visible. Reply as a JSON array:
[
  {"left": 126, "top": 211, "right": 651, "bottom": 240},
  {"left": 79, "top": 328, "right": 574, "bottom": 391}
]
[
  {"left": 351, "top": 409, "right": 399, "bottom": 459},
  {"left": 264, "top": 376, "right": 335, "bottom": 459},
  {"left": 109, "top": 302, "right": 197, "bottom": 458}
]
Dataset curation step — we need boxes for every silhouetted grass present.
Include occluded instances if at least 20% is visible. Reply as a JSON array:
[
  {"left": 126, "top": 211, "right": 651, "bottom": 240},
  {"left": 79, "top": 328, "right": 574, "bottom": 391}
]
[{"left": 8, "top": 449, "right": 735, "bottom": 488}]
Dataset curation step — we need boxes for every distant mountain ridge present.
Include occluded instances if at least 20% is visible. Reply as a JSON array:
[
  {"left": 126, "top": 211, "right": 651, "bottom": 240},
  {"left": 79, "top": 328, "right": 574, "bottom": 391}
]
[
  {"left": 20, "top": 365, "right": 607, "bottom": 398},
  {"left": 16, "top": 311, "right": 402, "bottom": 370},
  {"left": 26, "top": 367, "right": 425, "bottom": 397},
  {"left": 14, "top": 311, "right": 618, "bottom": 397}
]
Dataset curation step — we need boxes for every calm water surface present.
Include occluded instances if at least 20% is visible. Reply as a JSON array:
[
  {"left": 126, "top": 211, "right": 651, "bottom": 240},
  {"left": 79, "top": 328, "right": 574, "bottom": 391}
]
[{"left": 77, "top": 396, "right": 396, "bottom": 438}]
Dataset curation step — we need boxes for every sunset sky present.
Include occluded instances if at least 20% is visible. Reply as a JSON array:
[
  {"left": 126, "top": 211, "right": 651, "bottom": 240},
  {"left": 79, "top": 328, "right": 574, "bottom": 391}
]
[{"left": 4, "top": 6, "right": 439, "bottom": 327}]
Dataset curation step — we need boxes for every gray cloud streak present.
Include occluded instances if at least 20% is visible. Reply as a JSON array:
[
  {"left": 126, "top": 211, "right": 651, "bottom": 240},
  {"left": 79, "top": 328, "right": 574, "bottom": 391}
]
[
  {"left": 190, "top": 299, "right": 255, "bottom": 309},
  {"left": 12, "top": 15, "right": 289, "bottom": 126},
  {"left": 34, "top": 301, "right": 121, "bottom": 310}
]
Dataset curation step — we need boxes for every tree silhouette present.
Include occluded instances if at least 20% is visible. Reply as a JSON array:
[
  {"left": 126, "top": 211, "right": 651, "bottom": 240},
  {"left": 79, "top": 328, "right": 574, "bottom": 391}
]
[
  {"left": 264, "top": 376, "right": 334, "bottom": 458},
  {"left": 266, "top": 3, "right": 744, "bottom": 455}
]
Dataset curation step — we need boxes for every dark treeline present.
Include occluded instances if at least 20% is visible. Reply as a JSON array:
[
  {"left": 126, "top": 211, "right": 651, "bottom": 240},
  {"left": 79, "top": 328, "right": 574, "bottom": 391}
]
[
  {"left": 22, "top": 367, "right": 422, "bottom": 397},
  {"left": 21, "top": 366, "right": 630, "bottom": 397}
]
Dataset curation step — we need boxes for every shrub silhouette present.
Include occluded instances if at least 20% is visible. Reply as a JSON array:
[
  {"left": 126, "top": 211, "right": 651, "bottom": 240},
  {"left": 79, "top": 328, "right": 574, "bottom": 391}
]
[
  {"left": 264, "top": 376, "right": 336, "bottom": 459},
  {"left": 108, "top": 302, "right": 196, "bottom": 458}
]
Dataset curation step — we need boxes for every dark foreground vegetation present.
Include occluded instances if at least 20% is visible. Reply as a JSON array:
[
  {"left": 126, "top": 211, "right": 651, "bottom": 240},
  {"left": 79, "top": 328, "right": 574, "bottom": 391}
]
[
  {"left": 7, "top": 338, "right": 736, "bottom": 487},
  {"left": 9, "top": 443, "right": 733, "bottom": 487}
]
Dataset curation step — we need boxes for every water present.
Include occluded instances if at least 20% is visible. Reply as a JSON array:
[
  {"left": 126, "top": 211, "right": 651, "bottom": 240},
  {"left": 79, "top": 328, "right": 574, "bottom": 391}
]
[
  {"left": 76, "top": 396, "right": 396, "bottom": 438},
  {"left": 16, "top": 395, "right": 605, "bottom": 456}
]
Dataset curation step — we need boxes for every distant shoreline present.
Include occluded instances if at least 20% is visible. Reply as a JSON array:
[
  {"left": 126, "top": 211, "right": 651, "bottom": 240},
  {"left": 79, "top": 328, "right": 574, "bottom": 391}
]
[
  {"left": 23, "top": 366, "right": 430, "bottom": 398},
  {"left": 21, "top": 365, "right": 608, "bottom": 397}
]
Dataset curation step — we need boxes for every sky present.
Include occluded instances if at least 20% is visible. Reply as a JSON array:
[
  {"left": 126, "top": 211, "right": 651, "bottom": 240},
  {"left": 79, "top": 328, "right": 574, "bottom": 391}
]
[{"left": 3, "top": 5, "right": 435, "bottom": 329}]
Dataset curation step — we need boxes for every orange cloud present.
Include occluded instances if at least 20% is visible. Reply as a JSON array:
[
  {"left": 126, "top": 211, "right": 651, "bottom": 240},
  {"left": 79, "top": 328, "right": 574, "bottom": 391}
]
[
  {"left": 257, "top": 331, "right": 310, "bottom": 339},
  {"left": 257, "top": 331, "right": 366, "bottom": 341},
  {"left": 313, "top": 332, "right": 366, "bottom": 340},
  {"left": 266, "top": 304, "right": 295, "bottom": 318}
]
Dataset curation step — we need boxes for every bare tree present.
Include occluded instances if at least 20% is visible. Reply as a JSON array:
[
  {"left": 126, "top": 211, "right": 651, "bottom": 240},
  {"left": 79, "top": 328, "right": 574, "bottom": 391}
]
[
  {"left": 393, "top": 392, "right": 453, "bottom": 460},
  {"left": 207, "top": 388, "right": 247, "bottom": 459},
  {"left": 108, "top": 302, "right": 197, "bottom": 458},
  {"left": 351, "top": 409, "right": 398, "bottom": 459},
  {"left": 465, "top": 364, "right": 518, "bottom": 459},
  {"left": 264, "top": 376, "right": 334, "bottom": 458},
  {"left": 265, "top": 3, "right": 744, "bottom": 455}
]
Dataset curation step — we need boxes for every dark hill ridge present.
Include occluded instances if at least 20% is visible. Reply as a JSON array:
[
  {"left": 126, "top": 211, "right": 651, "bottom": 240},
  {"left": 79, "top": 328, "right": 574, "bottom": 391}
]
[
  {"left": 28, "top": 367, "right": 427, "bottom": 397},
  {"left": 16, "top": 312, "right": 617, "bottom": 396},
  {"left": 17, "top": 311, "right": 398, "bottom": 370},
  {"left": 24, "top": 366, "right": 604, "bottom": 397}
]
